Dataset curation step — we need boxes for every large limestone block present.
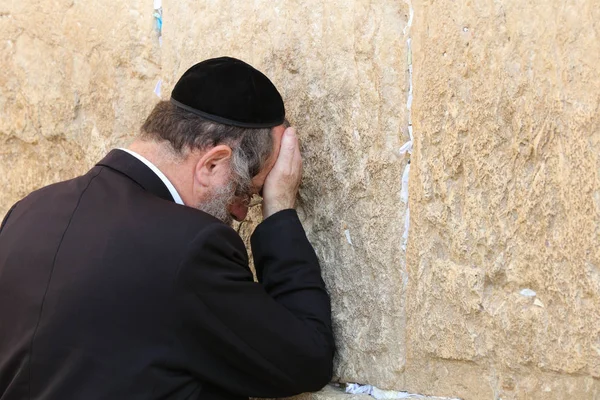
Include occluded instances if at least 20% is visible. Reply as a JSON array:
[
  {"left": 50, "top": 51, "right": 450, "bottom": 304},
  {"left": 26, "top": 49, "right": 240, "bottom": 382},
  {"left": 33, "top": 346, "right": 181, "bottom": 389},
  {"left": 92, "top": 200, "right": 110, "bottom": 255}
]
[
  {"left": 1, "top": 0, "right": 412, "bottom": 390},
  {"left": 406, "top": 0, "right": 600, "bottom": 398},
  {"left": 0, "top": 0, "right": 161, "bottom": 213},
  {"left": 161, "top": 0, "right": 411, "bottom": 389}
]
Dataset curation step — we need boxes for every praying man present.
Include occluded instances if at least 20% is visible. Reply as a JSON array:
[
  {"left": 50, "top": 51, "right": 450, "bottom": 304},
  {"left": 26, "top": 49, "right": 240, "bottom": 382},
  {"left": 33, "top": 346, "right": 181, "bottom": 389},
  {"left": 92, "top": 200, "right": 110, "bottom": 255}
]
[{"left": 0, "top": 57, "right": 334, "bottom": 400}]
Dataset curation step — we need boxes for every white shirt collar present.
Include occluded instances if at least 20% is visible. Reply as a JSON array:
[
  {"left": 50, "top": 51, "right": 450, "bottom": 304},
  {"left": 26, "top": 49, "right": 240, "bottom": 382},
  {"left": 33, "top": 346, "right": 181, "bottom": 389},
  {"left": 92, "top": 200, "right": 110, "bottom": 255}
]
[{"left": 118, "top": 148, "right": 184, "bottom": 205}]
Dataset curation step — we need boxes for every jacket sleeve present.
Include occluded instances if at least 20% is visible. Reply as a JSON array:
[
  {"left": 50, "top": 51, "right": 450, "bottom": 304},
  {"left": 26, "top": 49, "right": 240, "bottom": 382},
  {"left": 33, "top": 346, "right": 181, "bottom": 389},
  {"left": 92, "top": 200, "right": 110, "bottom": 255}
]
[
  {"left": 173, "top": 209, "right": 334, "bottom": 398},
  {"left": 0, "top": 202, "right": 19, "bottom": 235}
]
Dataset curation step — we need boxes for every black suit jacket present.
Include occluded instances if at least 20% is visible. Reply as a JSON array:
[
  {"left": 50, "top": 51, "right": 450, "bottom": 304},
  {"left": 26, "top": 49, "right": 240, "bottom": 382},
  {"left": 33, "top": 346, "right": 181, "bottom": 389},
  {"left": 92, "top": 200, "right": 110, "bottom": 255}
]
[{"left": 0, "top": 150, "right": 334, "bottom": 400}]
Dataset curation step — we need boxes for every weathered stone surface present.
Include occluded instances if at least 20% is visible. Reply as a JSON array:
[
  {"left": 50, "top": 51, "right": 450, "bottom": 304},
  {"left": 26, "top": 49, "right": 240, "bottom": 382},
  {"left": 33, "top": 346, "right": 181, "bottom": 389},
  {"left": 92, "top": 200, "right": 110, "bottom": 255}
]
[
  {"left": 161, "top": 0, "right": 410, "bottom": 390},
  {"left": 2, "top": 0, "right": 600, "bottom": 399},
  {"left": 1, "top": 0, "right": 411, "bottom": 391},
  {"left": 405, "top": 0, "right": 600, "bottom": 398},
  {"left": 0, "top": 0, "right": 161, "bottom": 213}
]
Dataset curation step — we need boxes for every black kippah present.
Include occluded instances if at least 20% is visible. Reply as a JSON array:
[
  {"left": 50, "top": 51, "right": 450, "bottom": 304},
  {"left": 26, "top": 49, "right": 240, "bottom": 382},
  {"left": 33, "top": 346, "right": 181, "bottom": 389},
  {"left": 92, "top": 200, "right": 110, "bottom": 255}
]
[{"left": 170, "top": 57, "right": 285, "bottom": 128}]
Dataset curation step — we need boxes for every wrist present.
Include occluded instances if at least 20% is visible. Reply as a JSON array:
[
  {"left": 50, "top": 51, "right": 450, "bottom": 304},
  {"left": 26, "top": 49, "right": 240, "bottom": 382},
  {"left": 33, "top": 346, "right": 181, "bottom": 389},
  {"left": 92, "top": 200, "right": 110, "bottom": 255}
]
[
  {"left": 262, "top": 201, "right": 295, "bottom": 219},
  {"left": 261, "top": 207, "right": 296, "bottom": 222}
]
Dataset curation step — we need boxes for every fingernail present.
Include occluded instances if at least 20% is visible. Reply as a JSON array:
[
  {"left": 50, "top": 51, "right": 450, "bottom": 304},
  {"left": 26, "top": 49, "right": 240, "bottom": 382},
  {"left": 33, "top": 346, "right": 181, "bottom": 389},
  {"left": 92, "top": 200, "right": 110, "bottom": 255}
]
[{"left": 285, "top": 127, "right": 296, "bottom": 136}]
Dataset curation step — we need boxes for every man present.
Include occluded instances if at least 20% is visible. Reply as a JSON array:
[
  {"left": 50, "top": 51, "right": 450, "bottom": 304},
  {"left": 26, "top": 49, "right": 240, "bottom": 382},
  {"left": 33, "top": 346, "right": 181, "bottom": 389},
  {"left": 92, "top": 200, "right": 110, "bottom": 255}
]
[{"left": 0, "top": 57, "right": 334, "bottom": 400}]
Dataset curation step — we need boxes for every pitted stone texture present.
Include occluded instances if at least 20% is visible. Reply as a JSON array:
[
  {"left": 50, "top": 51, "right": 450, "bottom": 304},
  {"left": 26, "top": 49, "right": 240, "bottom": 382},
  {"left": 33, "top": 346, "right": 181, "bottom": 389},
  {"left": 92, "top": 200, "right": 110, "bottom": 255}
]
[
  {"left": 1, "top": 0, "right": 410, "bottom": 390},
  {"left": 406, "top": 0, "right": 600, "bottom": 398},
  {"left": 2, "top": 0, "right": 600, "bottom": 399},
  {"left": 0, "top": 0, "right": 161, "bottom": 213},
  {"left": 161, "top": 0, "right": 410, "bottom": 389}
]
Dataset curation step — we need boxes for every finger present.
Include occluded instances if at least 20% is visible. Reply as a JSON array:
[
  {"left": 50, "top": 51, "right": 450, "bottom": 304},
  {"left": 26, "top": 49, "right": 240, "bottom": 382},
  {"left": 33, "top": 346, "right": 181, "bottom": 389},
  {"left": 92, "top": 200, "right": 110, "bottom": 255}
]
[
  {"left": 275, "top": 127, "right": 298, "bottom": 168},
  {"left": 293, "top": 140, "right": 302, "bottom": 173}
]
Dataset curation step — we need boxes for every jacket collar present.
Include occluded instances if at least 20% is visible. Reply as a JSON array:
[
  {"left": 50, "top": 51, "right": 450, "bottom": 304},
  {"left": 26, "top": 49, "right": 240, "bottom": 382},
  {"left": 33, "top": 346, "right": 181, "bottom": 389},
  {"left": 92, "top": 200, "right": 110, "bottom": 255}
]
[{"left": 96, "top": 149, "right": 175, "bottom": 203}]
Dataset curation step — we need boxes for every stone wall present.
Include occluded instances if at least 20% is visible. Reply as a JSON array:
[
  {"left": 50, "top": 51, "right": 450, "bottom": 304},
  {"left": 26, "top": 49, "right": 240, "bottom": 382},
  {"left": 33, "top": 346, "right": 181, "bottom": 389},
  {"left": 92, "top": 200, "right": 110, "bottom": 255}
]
[
  {"left": 1, "top": 0, "right": 161, "bottom": 212},
  {"left": 405, "top": 0, "right": 600, "bottom": 398},
  {"left": 1, "top": 0, "right": 599, "bottom": 399}
]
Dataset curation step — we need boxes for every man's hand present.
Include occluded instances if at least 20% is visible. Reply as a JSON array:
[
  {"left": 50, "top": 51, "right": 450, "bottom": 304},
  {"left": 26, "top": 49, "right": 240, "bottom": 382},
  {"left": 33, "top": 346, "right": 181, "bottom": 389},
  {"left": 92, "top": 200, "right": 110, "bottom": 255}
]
[{"left": 262, "top": 127, "right": 303, "bottom": 219}]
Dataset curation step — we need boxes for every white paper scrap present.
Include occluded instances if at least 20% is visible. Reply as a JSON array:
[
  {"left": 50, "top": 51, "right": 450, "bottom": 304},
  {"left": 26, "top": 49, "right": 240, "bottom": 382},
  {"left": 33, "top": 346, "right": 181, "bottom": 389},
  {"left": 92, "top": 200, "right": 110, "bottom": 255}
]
[
  {"left": 533, "top": 298, "right": 545, "bottom": 308},
  {"left": 401, "top": 162, "right": 411, "bottom": 204},
  {"left": 520, "top": 288, "right": 536, "bottom": 297},
  {"left": 402, "top": 207, "right": 410, "bottom": 251},
  {"left": 153, "top": 0, "right": 162, "bottom": 9},
  {"left": 344, "top": 229, "right": 353, "bottom": 246},
  {"left": 346, "top": 383, "right": 460, "bottom": 400},
  {"left": 399, "top": 140, "right": 412, "bottom": 156},
  {"left": 154, "top": 79, "right": 162, "bottom": 98},
  {"left": 346, "top": 383, "right": 373, "bottom": 395}
]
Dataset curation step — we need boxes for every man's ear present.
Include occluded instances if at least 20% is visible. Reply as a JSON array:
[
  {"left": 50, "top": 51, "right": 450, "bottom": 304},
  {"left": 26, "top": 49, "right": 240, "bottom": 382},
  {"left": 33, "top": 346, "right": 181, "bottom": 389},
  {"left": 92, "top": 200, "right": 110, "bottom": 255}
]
[{"left": 194, "top": 145, "right": 233, "bottom": 188}]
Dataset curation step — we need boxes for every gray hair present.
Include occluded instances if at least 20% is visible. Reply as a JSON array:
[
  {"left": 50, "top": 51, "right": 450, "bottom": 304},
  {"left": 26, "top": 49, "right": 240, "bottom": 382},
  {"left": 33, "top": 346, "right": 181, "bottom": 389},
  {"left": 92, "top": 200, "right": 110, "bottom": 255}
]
[{"left": 140, "top": 100, "right": 276, "bottom": 196}]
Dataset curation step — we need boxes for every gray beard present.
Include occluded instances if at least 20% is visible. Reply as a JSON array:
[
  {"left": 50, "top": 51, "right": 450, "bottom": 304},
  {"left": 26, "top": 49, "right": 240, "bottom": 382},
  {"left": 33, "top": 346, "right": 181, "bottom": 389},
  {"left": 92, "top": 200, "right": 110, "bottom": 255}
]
[{"left": 196, "top": 181, "right": 237, "bottom": 225}]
